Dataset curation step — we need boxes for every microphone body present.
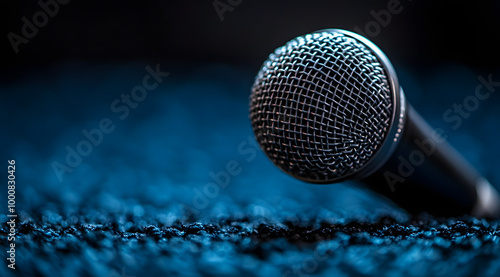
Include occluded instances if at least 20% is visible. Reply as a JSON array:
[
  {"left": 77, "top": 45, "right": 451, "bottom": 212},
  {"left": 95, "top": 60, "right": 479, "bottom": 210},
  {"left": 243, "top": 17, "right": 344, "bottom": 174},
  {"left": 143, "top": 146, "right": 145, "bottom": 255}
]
[
  {"left": 362, "top": 104, "right": 500, "bottom": 218},
  {"left": 250, "top": 29, "right": 500, "bottom": 218}
]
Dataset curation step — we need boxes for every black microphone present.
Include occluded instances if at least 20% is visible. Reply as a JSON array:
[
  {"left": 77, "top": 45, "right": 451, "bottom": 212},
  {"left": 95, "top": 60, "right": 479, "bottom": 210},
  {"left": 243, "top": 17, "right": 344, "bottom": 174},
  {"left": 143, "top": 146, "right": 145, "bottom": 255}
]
[{"left": 249, "top": 29, "right": 500, "bottom": 218}]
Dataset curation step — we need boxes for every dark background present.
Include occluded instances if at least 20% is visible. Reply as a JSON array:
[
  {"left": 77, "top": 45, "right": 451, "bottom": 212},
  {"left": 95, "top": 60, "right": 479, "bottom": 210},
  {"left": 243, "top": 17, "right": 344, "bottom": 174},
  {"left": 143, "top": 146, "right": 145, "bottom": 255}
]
[
  {"left": 2, "top": 0, "right": 500, "bottom": 276},
  {"left": 3, "top": 0, "right": 500, "bottom": 72}
]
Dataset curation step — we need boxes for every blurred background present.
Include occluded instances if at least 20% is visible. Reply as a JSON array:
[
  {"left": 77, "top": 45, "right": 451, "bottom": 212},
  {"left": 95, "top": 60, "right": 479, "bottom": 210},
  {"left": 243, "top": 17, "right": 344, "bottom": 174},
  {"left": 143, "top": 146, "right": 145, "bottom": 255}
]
[
  {"left": 2, "top": 0, "right": 500, "bottom": 276},
  {"left": 2, "top": 0, "right": 500, "bottom": 214}
]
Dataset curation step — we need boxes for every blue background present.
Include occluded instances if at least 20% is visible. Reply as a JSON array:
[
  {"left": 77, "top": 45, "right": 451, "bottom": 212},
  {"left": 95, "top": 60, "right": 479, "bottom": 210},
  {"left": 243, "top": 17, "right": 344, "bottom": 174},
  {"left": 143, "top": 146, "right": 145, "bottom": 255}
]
[{"left": 2, "top": 0, "right": 500, "bottom": 276}]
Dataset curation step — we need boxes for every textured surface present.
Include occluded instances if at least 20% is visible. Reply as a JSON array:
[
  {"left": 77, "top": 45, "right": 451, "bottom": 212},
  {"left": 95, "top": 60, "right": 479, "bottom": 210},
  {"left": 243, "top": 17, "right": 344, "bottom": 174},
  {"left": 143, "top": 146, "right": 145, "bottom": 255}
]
[
  {"left": 2, "top": 207, "right": 500, "bottom": 277},
  {"left": 250, "top": 31, "right": 393, "bottom": 183},
  {"left": 1, "top": 63, "right": 500, "bottom": 276}
]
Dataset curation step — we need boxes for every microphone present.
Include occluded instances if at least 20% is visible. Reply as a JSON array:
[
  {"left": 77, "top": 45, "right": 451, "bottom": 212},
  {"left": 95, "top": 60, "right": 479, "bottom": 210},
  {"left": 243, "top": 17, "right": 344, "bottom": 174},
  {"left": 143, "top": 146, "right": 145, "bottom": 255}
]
[{"left": 249, "top": 29, "right": 500, "bottom": 218}]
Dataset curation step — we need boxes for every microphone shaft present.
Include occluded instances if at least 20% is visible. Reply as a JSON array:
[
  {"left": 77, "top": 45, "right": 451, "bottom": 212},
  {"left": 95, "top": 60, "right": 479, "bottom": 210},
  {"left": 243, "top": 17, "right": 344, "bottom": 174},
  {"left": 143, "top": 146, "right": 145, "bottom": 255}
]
[{"left": 362, "top": 105, "right": 500, "bottom": 218}]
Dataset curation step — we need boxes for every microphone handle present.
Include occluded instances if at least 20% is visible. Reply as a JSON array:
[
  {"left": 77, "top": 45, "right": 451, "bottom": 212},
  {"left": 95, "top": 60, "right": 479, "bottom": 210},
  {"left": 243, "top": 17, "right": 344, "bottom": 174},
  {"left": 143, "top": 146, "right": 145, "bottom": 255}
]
[{"left": 362, "top": 105, "right": 500, "bottom": 218}]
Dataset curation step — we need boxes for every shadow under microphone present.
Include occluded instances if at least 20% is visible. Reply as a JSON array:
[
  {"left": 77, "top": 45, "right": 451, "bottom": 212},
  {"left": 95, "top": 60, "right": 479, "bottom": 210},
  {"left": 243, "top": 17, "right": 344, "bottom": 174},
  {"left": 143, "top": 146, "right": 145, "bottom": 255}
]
[{"left": 249, "top": 29, "right": 500, "bottom": 218}]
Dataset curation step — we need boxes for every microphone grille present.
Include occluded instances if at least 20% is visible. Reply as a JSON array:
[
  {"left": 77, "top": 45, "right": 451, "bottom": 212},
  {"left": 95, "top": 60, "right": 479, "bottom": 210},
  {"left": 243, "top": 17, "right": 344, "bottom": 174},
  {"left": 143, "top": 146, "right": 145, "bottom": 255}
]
[{"left": 250, "top": 31, "right": 394, "bottom": 183}]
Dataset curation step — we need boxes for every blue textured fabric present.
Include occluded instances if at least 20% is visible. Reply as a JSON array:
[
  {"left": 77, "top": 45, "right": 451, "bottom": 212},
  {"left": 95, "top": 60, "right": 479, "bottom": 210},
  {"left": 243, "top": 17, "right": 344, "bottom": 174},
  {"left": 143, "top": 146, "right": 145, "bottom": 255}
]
[{"left": 1, "top": 63, "right": 500, "bottom": 276}]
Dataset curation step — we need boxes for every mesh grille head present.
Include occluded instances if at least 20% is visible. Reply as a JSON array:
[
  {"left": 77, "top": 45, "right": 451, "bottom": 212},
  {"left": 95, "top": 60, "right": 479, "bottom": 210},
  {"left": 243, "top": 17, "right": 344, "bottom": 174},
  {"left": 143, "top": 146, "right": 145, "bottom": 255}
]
[{"left": 250, "top": 31, "right": 394, "bottom": 183}]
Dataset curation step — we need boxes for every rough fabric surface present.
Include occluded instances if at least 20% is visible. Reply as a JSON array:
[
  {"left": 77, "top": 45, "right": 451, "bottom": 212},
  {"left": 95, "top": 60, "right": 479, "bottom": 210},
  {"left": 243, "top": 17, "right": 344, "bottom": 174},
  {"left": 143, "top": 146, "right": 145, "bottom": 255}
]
[
  {"left": 1, "top": 63, "right": 500, "bottom": 276},
  {"left": 2, "top": 207, "right": 500, "bottom": 277}
]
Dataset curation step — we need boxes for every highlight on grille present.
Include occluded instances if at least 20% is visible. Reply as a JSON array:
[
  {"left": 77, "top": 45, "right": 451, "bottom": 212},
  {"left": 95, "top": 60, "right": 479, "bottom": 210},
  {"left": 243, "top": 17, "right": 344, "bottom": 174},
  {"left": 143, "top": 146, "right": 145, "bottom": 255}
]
[{"left": 250, "top": 31, "right": 394, "bottom": 183}]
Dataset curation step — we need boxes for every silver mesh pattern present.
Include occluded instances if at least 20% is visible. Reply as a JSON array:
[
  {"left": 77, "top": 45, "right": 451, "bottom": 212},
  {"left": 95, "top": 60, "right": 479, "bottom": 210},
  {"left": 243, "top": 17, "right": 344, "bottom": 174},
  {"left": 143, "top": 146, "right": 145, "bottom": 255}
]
[{"left": 250, "top": 31, "right": 393, "bottom": 182}]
